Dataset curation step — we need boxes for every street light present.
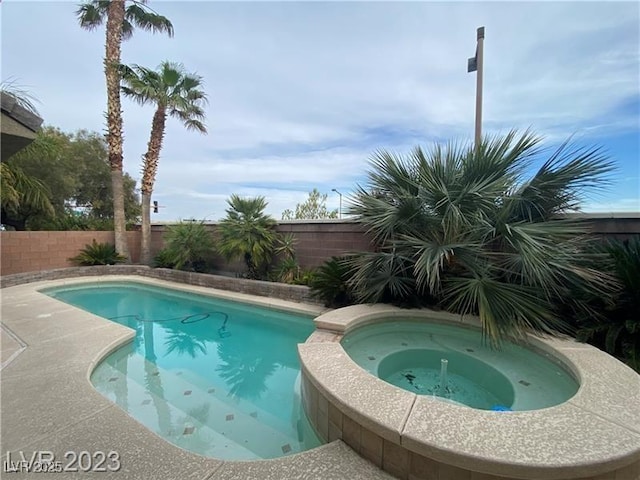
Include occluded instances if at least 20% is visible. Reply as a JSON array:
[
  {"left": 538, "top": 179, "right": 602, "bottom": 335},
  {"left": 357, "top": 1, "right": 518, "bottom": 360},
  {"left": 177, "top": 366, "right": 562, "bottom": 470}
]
[
  {"left": 331, "top": 189, "right": 343, "bottom": 219},
  {"left": 468, "top": 26, "right": 485, "bottom": 149}
]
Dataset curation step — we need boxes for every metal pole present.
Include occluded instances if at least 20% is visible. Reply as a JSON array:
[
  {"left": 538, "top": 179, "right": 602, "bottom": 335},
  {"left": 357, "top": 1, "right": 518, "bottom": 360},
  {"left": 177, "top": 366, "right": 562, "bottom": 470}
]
[
  {"left": 332, "top": 189, "right": 343, "bottom": 219},
  {"left": 475, "top": 26, "right": 485, "bottom": 148}
]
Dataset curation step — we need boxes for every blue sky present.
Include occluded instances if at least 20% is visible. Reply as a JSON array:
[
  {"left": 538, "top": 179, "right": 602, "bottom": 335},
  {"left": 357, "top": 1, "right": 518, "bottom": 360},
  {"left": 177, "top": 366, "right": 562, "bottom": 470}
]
[{"left": 2, "top": 1, "right": 639, "bottom": 220}]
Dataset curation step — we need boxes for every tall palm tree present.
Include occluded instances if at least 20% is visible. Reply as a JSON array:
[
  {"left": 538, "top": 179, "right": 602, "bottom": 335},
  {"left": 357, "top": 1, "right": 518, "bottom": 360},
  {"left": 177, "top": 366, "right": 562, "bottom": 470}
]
[
  {"left": 218, "top": 195, "right": 278, "bottom": 279},
  {"left": 348, "top": 130, "right": 617, "bottom": 346},
  {"left": 119, "top": 62, "right": 208, "bottom": 264},
  {"left": 76, "top": 0, "right": 173, "bottom": 260}
]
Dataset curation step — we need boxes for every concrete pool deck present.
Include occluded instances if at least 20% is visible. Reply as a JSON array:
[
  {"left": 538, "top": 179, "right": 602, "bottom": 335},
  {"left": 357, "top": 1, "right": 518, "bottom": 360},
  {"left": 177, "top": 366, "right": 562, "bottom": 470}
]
[{"left": 0, "top": 276, "right": 395, "bottom": 479}]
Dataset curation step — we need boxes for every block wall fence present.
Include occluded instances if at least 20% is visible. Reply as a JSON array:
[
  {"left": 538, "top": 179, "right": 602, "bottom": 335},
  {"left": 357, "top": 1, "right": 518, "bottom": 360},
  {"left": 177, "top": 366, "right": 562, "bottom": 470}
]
[
  {"left": 1, "top": 216, "right": 638, "bottom": 277},
  {"left": 0, "top": 221, "right": 373, "bottom": 276}
]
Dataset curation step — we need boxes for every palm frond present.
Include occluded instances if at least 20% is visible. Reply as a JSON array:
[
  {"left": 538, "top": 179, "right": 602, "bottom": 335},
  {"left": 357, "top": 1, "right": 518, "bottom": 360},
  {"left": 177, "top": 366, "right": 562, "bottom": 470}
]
[
  {"left": 349, "top": 129, "right": 617, "bottom": 345},
  {"left": 442, "top": 275, "right": 563, "bottom": 346},
  {"left": 509, "top": 140, "right": 614, "bottom": 221},
  {"left": 347, "top": 250, "right": 416, "bottom": 304},
  {"left": 0, "top": 80, "right": 41, "bottom": 115},
  {"left": 217, "top": 196, "right": 277, "bottom": 278},
  {"left": 125, "top": 3, "right": 174, "bottom": 37},
  {"left": 75, "top": 2, "right": 108, "bottom": 30}
]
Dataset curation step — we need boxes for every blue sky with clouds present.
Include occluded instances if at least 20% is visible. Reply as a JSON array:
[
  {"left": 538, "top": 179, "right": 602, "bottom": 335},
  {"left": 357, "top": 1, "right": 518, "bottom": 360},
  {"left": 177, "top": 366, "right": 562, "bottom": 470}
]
[{"left": 2, "top": 1, "right": 639, "bottom": 220}]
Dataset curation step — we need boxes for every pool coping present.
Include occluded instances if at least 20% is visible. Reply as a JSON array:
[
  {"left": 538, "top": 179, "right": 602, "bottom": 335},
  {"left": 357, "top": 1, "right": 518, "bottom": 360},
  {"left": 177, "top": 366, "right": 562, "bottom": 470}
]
[
  {"left": 0, "top": 275, "right": 395, "bottom": 480},
  {"left": 298, "top": 304, "right": 640, "bottom": 479}
]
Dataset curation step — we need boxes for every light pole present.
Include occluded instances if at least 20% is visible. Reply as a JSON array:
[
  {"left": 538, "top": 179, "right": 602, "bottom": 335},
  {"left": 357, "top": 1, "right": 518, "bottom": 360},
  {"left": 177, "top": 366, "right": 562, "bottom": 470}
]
[
  {"left": 468, "top": 26, "right": 485, "bottom": 149},
  {"left": 331, "top": 189, "right": 343, "bottom": 219}
]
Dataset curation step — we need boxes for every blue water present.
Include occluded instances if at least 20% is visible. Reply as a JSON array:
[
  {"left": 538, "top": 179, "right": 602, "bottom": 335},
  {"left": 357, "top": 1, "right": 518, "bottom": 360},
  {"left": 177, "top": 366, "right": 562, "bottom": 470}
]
[
  {"left": 44, "top": 282, "right": 322, "bottom": 459},
  {"left": 342, "top": 321, "right": 579, "bottom": 411}
]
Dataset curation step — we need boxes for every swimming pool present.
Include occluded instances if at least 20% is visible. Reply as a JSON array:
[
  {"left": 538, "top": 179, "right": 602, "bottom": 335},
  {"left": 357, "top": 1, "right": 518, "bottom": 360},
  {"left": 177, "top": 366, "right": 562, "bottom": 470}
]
[{"left": 44, "top": 281, "right": 322, "bottom": 460}]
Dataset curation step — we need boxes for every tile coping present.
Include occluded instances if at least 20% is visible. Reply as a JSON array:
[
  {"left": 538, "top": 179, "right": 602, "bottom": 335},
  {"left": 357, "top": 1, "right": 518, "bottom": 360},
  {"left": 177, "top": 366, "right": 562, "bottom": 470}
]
[
  {"left": 0, "top": 274, "right": 393, "bottom": 480},
  {"left": 298, "top": 304, "right": 640, "bottom": 479}
]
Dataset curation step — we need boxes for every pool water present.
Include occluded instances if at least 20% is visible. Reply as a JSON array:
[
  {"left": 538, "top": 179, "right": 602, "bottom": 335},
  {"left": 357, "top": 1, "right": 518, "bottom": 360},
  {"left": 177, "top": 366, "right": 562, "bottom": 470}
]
[
  {"left": 342, "top": 321, "right": 579, "bottom": 411},
  {"left": 377, "top": 349, "right": 514, "bottom": 410},
  {"left": 44, "top": 282, "right": 322, "bottom": 460},
  {"left": 383, "top": 367, "right": 504, "bottom": 407}
]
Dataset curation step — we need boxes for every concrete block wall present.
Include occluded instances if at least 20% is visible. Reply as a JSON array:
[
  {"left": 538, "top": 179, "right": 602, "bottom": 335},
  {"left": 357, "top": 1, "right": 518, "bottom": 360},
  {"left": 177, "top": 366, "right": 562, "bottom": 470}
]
[
  {"left": 148, "top": 220, "right": 375, "bottom": 272},
  {"left": 2, "top": 216, "right": 638, "bottom": 277},
  {"left": 0, "top": 231, "right": 140, "bottom": 276},
  {"left": 276, "top": 221, "right": 374, "bottom": 268},
  {"left": 0, "top": 265, "right": 317, "bottom": 305},
  {"left": 583, "top": 216, "right": 640, "bottom": 241}
]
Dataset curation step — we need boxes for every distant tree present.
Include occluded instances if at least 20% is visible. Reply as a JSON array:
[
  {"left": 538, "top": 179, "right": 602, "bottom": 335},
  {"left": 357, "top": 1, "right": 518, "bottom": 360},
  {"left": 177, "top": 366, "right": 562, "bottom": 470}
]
[
  {"left": 70, "top": 130, "right": 140, "bottom": 229},
  {"left": 67, "top": 129, "right": 140, "bottom": 224},
  {"left": 1, "top": 127, "right": 140, "bottom": 230},
  {"left": 120, "top": 61, "right": 208, "bottom": 265},
  {"left": 76, "top": 0, "right": 174, "bottom": 258},
  {"left": 281, "top": 188, "right": 338, "bottom": 220}
]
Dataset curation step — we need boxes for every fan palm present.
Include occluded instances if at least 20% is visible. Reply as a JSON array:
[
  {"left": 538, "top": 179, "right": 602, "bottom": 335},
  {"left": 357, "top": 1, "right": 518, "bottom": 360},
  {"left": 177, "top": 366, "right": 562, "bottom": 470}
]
[
  {"left": 1, "top": 162, "right": 54, "bottom": 229},
  {"left": 0, "top": 87, "right": 52, "bottom": 228},
  {"left": 573, "top": 238, "right": 640, "bottom": 370},
  {"left": 217, "top": 195, "right": 278, "bottom": 279},
  {"left": 349, "top": 130, "right": 617, "bottom": 346},
  {"left": 76, "top": 0, "right": 173, "bottom": 259},
  {"left": 162, "top": 219, "right": 214, "bottom": 271},
  {"left": 119, "top": 62, "right": 208, "bottom": 264}
]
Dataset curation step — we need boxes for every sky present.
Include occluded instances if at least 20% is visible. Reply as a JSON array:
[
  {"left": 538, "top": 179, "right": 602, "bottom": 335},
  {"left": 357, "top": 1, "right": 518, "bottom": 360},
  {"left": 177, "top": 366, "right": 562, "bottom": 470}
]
[{"left": 2, "top": 1, "right": 639, "bottom": 221}]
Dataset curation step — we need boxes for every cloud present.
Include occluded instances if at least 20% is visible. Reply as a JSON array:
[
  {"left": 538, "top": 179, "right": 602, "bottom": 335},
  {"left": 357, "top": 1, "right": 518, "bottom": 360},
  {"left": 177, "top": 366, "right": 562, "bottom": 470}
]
[{"left": 2, "top": 1, "right": 638, "bottom": 221}]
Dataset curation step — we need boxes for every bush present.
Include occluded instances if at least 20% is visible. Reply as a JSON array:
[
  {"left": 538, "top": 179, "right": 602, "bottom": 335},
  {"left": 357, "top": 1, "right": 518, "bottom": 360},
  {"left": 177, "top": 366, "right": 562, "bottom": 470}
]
[
  {"left": 293, "top": 268, "right": 316, "bottom": 286},
  {"left": 348, "top": 131, "right": 616, "bottom": 345},
  {"left": 153, "top": 248, "right": 176, "bottom": 269},
  {"left": 571, "top": 237, "right": 640, "bottom": 371},
  {"left": 163, "top": 220, "right": 215, "bottom": 271},
  {"left": 309, "top": 257, "right": 355, "bottom": 308},
  {"left": 273, "top": 257, "right": 300, "bottom": 284},
  {"left": 69, "top": 239, "right": 126, "bottom": 266}
]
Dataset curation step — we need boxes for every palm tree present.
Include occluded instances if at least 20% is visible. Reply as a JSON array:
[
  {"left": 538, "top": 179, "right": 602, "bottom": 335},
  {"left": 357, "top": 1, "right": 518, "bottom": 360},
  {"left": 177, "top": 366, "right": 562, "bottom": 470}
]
[
  {"left": 0, "top": 86, "right": 53, "bottom": 229},
  {"left": 76, "top": 0, "right": 173, "bottom": 260},
  {"left": 348, "top": 130, "right": 617, "bottom": 346},
  {"left": 217, "top": 195, "right": 278, "bottom": 279},
  {"left": 119, "top": 62, "right": 208, "bottom": 265},
  {"left": 161, "top": 219, "right": 214, "bottom": 271},
  {"left": 1, "top": 162, "right": 55, "bottom": 230}
]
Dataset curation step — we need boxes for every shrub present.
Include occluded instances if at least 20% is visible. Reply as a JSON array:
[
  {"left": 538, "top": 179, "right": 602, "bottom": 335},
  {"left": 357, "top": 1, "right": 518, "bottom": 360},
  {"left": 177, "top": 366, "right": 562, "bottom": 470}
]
[
  {"left": 293, "top": 268, "right": 316, "bottom": 286},
  {"left": 349, "top": 130, "right": 616, "bottom": 345},
  {"left": 274, "top": 233, "right": 297, "bottom": 260},
  {"left": 309, "top": 257, "right": 355, "bottom": 308},
  {"left": 274, "top": 257, "right": 300, "bottom": 284},
  {"left": 571, "top": 237, "right": 640, "bottom": 371},
  {"left": 69, "top": 239, "right": 126, "bottom": 266},
  {"left": 163, "top": 220, "right": 215, "bottom": 271},
  {"left": 153, "top": 248, "right": 176, "bottom": 269}
]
